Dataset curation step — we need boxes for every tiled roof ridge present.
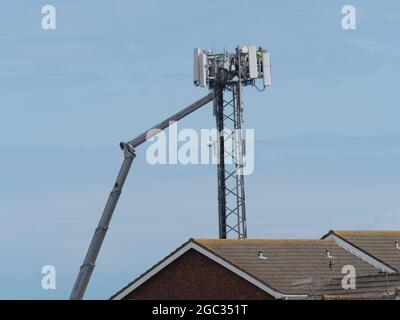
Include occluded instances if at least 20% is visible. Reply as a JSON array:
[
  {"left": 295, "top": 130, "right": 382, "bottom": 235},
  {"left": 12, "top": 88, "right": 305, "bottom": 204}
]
[
  {"left": 194, "top": 238, "right": 333, "bottom": 244},
  {"left": 322, "top": 230, "right": 399, "bottom": 272},
  {"left": 335, "top": 230, "right": 400, "bottom": 235}
]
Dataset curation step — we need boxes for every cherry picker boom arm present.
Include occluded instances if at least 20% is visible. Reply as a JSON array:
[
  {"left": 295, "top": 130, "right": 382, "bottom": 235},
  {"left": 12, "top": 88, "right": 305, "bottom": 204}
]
[{"left": 70, "top": 93, "right": 214, "bottom": 300}]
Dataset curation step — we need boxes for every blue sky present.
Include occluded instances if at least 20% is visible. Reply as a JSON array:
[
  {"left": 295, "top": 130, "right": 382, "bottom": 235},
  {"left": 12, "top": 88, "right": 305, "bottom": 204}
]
[{"left": 0, "top": 1, "right": 400, "bottom": 299}]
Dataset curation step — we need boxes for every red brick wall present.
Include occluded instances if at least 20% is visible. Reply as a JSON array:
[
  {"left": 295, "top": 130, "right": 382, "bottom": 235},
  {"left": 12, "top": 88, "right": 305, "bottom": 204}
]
[{"left": 124, "top": 249, "right": 274, "bottom": 300}]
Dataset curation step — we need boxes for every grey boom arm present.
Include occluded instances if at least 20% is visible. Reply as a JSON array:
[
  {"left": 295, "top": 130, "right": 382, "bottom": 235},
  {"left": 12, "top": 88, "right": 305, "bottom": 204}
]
[{"left": 69, "top": 93, "right": 214, "bottom": 300}]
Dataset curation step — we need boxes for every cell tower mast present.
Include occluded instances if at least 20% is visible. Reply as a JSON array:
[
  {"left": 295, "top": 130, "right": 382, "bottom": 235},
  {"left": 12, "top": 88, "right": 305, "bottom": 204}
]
[
  {"left": 70, "top": 45, "right": 270, "bottom": 299},
  {"left": 194, "top": 46, "right": 271, "bottom": 239}
]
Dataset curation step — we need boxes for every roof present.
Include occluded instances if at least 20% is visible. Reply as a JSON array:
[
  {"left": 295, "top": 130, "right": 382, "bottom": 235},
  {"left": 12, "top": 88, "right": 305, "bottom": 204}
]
[
  {"left": 111, "top": 239, "right": 303, "bottom": 300},
  {"left": 112, "top": 232, "right": 400, "bottom": 300},
  {"left": 323, "top": 230, "right": 400, "bottom": 271},
  {"left": 319, "top": 273, "right": 400, "bottom": 300},
  {"left": 194, "top": 239, "right": 380, "bottom": 295}
]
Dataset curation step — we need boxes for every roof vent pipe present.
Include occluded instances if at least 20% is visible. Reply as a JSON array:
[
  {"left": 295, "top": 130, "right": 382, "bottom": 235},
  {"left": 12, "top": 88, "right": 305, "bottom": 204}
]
[
  {"left": 326, "top": 249, "right": 335, "bottom": 270},
  {"left": 326, "top": 249, "right": 334, "bottom": 259},
  {"left": 257, "top": 251, "right": 267, "bottom": 260}
]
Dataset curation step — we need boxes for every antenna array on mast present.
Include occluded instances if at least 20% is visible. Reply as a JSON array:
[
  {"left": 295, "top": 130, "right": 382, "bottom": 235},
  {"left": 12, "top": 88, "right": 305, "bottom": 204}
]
[{"left": 193, "top": 45, "right": 271, "bottom": 239}]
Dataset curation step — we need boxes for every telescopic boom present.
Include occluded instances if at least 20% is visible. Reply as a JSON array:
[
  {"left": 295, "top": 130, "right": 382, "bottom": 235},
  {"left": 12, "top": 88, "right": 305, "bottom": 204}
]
[{"left": 70, "top": 93, "right": 213, "bottom": 300}]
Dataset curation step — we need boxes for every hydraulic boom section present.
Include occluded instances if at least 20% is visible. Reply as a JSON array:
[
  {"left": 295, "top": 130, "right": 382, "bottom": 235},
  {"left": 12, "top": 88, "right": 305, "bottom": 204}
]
[{"left": 70, "top": 93, "right": 213, "bottom": 300}]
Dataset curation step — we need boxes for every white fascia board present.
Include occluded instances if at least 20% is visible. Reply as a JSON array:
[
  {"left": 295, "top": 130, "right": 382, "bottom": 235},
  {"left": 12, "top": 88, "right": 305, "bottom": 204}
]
[
  {"left": 112, "top": 241, "right": 307, "bottom": 300},
  {"left": 325, "top": 234, "right": 396, "bottom": 273}
]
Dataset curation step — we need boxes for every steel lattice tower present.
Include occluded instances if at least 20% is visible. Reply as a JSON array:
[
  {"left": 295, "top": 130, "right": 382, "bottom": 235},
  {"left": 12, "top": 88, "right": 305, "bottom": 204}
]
[
  {"left": 195, "top": 45, "right": 271, "bottom": 239},
  {"left": 214, "top": 83, "right": 247, "bottom": 239}
]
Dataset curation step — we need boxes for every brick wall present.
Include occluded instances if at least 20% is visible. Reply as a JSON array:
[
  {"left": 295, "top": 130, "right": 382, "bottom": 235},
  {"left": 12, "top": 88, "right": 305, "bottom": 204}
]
[{"left": 124, "top": 249, "right": 273, "bottom": 300}]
